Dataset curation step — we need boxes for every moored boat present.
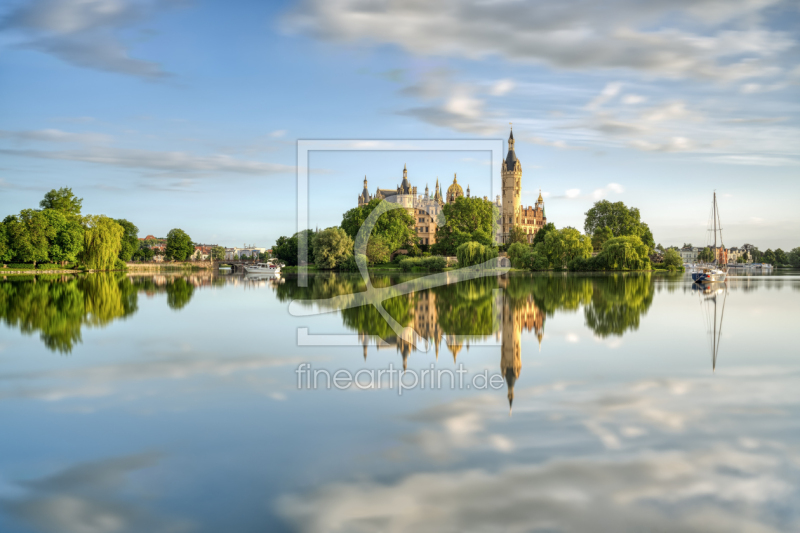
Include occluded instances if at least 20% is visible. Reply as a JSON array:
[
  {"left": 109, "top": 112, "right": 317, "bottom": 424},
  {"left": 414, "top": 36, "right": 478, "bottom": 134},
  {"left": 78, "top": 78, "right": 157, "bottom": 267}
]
[
  {"left": 691, "top": 192, "right": 727, "bottom": 284},
  {"left": 244, "top": 262, "right": 281, "bottom": 275}
]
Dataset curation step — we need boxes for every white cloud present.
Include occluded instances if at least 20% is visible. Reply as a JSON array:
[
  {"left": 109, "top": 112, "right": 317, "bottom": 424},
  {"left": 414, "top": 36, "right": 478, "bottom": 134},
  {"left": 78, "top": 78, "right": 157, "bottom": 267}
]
[
  {"left": 0, "top": 146, "right": 295, "bottom": 176},
  {"left": 586, "top": 82, "right": 623, "bottom": 110},
  {"left": 270, "top": 130, "right": 287, "bottom": 137},
  {"left": 565, "top": 188, "right": 581, "bottom": 198},
  {"left": 284, "top": 0, "right": 792, "bottom": 81},
  {"left": 621, "top": 94, "right": 646, "bottom": 105},
  {"left": 1, "top": 0, "right": 181, "bottom": 78},
  {"left": 0, "top": 128, "right": 111, "bottom": 144},
  {"left": 490, "top": 79, "right": 515, "bottom": 96}
]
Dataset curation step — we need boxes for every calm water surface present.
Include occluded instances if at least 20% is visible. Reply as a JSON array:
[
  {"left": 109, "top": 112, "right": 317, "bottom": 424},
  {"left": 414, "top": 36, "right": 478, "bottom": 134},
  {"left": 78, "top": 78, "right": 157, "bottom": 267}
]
[{"left": 1, "top": 270, "right": 799, "bottom": 532}]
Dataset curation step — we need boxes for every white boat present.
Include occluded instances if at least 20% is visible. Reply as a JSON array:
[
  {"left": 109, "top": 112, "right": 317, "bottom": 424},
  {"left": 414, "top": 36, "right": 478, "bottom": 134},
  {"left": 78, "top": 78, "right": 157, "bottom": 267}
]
[
  {"left": 243, "top": 262, "right": 281, "bottom": 275},
  {"left": 691, "top": 192, "right": 727, "bottom": 284}
]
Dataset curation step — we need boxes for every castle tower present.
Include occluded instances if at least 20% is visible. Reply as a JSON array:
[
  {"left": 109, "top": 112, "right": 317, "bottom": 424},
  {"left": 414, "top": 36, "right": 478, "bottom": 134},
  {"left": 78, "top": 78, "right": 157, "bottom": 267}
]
[
  {"left": 447, "top": 173, "right": 464, "bottom": 204},
  {"left": 358, "top": 175, "right": 371, "bottom": 206},
  {"left": 501, "top": 128, "right": 522, "bottom": 243},
  {"left": 467, "top": 184, "right": 471, "bottom": 198},
  {"left": 537, "top": 189, "right": 545, "bottom": 218}
]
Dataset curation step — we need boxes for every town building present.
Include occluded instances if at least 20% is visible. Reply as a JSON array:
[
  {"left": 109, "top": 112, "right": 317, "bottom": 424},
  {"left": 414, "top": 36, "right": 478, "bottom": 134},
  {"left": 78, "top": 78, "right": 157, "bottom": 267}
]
[
  {"left": 679, "top": 246, "right": 701, "bottom": 262},
  {"left": 225, "top": 246, "right": 268, "bottom": 260}
]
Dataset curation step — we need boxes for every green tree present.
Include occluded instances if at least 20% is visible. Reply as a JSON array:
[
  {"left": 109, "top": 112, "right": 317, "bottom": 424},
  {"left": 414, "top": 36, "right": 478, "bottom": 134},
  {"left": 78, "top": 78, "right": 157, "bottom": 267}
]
[
  {"left": 532, "top": 222, "right": 555, "bottom": 247},
  {"left": 40, "top": 187, "right": 83, "bottom": 218},
  {"left": 698, "top": 247, "right": 714, "bottom": 262},
  {"left": 774, "top": 248, "right": 787, "bottom": 265},
  {"left": 433, "top": 197, "right": 497, "bottom": 256},
  {"left": 542, "top": 227, "right": 593, "bottom": 269},
  {"left": 313, "top": 227, "right": 354, "bottom": 269},
  {"left": 79, "top": 215, "right": 124, "bottom": 270},
  {"left": 456, "top": 241, "right": 498, "bottom": 267},
  {"left": 273, "top": 230, "right": 317, "bottom": 266},
  {"left": 662, "top": 248, "right": 683, "bottom": 270},
  {"left": 115, "top": 219, "right": 140, "bottom": 262},
  {"left": 591, "top": 226, "right": 613, "bottom": 252},
  {"left": 4, "top": 209, "right": 53, "bottom": 267},
  {"left": 165, "top": 228, "right": 194, "bottom": 261},
  {"left": 366, "top": 236, "right": 391, "bottom": 264},
  {"left": 506, "top": 242, "right": 533, "bottom": 269},
  {"left": 342, "top": 199, "right": 415, "bottom": 253},
  {"left": 41, "top": 209, "right": 84, "bottom": 266},
  {"left": 584, "top": 200, "right": 654, "bottom": 252},
  {"left": 656, "top": 243, "right": 665, "bottom": 252},
  {"left": 597, "top": 235, "right": 651, "bottom": 270},
  {"left": 211, "top": 245, "right": 225, "bottom": 260},
  {"left": 787, "top": 247, "right": 800, "bottom": 268},
  {"left": 507, "top": 225, "right": 529, "bottom": 246},
  {"left": 762, "top": 249, "right": 776, "bottom": 265},
  {"left": 0, "top": 222, "right": 11, "bottom": 263}
]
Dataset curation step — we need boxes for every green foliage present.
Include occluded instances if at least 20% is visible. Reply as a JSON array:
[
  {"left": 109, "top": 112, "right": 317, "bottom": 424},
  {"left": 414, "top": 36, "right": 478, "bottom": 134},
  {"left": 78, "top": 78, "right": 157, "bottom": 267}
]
[
  {"left": 338, "top": 254, "right": 365, "bottom": 272},
  {"left": 273, "top": 230, "right": 316, "bottom": 266},
  {"left": 4, "top": 209, "right": 53, "bottom": 266},
  {"left": 3, "top": 263, "right": 36, "bottom": 269},
  {"left": 0, "top": 223, "right": 10, "bottom": 263},
  {"left": 591, "top": 226, "right": 613, "bottom": 251},
  {"left": 366, "top": 236, "right": 391, "bottom": 264},
  {"left": 531, "top": 222, "right": 555, "bottom": 247},
  {"left": 788, "top": 248, "right": 800, "bottom": 268},
  {"left": 40, "top": 187, "right": 83, "bottom": 218},
  {"left": 341, "top": 199, "right": 415, "bottom": 253},
  {"left": 115, "top": 219, "right": 139, "bottom": 261},
  {"left": 662, "top": 248, "right": 683, "bottom": 270},
  {"left": 774, "top": 248, "right": 788, "bottom": 265},
  {"left": 507, "top": 225, "right": 529, "bottom": 246},
  {"left": 456, "top": 241, "right": 499, "bottom": 267},
  {"left": 313, "top": 227, "right": 354, "bottom": 269},
  {"left": 36, "top": 263, "right": 76, "bottom": 270},
  {"left": 506, "top": 242, "right": 533, "bottom": 269},
  {"left": 211, "top": 245, "right": 225, "bottom": 260},
  {"left": 762, "top": 249, "right": 775, "bottom": 265},
  {"left": 542, "top": 227, "right": 593, "bottom": 269},
  {"left": 80, "top": 215, "right": 124, "bottom": 270},
  {"left": 165, "top": 228, "right": 194, "bottom": 261},
  {"left": 432, "top": 197, "right": 497, "bottom": 256},
  {"left": 41, "top": 209, "right": 83, "bottom": 265},
  {"left": 584, "top": 200, "right": 654, "bottom": 252},
  {"left": 399, "top": 256, "right": 447, "bottom": 272},
  {"left": 597, "top": 235, "right": 651, "bottom": 270},
  {"left": 698, "top": 247, "right": 715, "bottom": 262}
]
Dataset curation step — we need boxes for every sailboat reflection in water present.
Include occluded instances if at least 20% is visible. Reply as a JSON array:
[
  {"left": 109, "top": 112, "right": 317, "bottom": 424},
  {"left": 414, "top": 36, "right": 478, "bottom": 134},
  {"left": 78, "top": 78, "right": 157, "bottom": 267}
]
[{"left": 694, "top": 282, "right": 727, "bottom": 371}]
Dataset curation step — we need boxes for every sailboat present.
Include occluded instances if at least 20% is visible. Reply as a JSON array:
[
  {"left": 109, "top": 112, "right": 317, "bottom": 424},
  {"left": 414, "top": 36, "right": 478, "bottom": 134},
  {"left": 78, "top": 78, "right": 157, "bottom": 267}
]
[
  {"left": 693, "top": 283, "right": 727, "bottom": 371},
  {"left": 691, "top": 192, "right": 727, "bottom": 284}
]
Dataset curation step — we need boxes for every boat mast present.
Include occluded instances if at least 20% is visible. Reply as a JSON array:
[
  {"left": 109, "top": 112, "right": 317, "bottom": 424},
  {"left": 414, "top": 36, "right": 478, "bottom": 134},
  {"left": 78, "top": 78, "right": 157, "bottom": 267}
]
[{"left": 713, "top": 192, "right": 717, "bottom": 264}]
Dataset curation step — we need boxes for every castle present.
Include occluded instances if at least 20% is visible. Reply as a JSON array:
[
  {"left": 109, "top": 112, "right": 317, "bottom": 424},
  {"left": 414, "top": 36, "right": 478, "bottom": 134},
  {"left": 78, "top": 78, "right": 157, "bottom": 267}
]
[{"left": 356, "top": 128, "right": 547, "bottom": 245}]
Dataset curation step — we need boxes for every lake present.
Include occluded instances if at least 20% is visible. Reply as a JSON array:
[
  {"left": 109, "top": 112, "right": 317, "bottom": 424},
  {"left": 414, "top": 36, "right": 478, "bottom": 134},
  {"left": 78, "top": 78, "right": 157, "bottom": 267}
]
[{"left": 1, "top": 270, "right": 799, "bottom": 532}]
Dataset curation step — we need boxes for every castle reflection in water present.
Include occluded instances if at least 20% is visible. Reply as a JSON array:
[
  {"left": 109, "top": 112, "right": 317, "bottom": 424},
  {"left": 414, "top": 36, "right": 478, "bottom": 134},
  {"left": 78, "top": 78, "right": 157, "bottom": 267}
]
[{"left": 355, "top": 277, "right": 545, "bottom": 409}]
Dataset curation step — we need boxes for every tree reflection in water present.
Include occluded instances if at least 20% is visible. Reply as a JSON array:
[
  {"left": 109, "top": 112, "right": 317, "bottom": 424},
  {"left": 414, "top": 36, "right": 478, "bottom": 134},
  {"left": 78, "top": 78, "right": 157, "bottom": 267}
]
[
  {"left": 0, "top": 273, "right": 205, "bottom": 354},
  {"left": 278, "top": 271, "right": 655, "bottom": 408}
]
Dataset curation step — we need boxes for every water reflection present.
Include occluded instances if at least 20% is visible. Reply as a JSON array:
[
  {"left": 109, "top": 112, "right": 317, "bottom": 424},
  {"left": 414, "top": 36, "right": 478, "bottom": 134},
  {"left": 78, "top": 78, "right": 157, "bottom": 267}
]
[{"left": 0, "top": 273, "right": 214, "bottom": 354}]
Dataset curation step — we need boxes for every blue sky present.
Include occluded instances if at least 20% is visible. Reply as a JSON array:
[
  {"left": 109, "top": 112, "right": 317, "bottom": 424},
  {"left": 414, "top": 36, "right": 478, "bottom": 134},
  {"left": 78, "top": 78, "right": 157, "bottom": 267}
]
[{"left": 1, "top": 0, "right": 798, "bottom": 249}]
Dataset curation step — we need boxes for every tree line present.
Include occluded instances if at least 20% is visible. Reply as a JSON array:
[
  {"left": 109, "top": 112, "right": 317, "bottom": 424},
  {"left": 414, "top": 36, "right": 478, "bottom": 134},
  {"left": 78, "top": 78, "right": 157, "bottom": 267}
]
[{"left": 0, "top": 187, "right": 206, "bottom": 269}]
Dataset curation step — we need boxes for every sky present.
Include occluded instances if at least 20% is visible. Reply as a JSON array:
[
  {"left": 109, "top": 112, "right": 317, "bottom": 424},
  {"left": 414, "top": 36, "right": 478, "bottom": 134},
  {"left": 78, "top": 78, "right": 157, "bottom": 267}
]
[{"left": 0, "top": 0, "right": 798, "bottom": 250}]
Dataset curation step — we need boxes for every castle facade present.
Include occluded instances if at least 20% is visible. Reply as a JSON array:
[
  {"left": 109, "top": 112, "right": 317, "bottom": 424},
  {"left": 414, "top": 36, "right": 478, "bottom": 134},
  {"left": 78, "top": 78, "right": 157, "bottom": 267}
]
[{"left": 356, "top": 128, "right": 547, "bottom": 246}]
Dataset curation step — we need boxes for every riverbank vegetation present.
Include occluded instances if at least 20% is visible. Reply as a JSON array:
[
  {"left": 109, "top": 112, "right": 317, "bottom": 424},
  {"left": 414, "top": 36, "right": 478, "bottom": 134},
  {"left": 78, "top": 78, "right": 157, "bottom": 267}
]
[{"left": 1, "top": 187, "right": 199, "bottom": 271}]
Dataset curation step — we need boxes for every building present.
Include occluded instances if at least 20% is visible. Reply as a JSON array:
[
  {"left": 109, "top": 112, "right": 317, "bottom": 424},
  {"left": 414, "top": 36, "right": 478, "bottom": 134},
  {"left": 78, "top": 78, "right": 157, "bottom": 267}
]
[
  {"left": 679, "top": 246, "right": 701, "bottom": 262},
  {"left": 500, "top": 128, "right": 547, "bottom": 244},
  {"left": 356, "top": 128, "right": 548, "bottom": 246},
  {"left": 225, "top": 246, "right": 268, "bottom": 260},
  {"left": 357, "top": 166, "right": 467, "bottom": 246}
]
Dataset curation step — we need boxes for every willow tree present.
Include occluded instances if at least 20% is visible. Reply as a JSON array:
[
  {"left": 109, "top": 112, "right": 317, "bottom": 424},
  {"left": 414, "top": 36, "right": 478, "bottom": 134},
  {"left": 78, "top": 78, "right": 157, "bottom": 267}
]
[{"left": 80, "top": 215, "right": 124, "bottom": 270}]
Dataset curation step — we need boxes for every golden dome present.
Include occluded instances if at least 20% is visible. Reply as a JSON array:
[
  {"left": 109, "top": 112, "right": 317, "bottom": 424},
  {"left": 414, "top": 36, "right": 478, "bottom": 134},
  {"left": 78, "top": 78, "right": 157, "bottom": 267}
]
[
  {"left": 537, "top": 190, "right": 544, "bottom": 203},
  {"left": 447, "top": 174, "right": 463, "bottom": 197}
]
